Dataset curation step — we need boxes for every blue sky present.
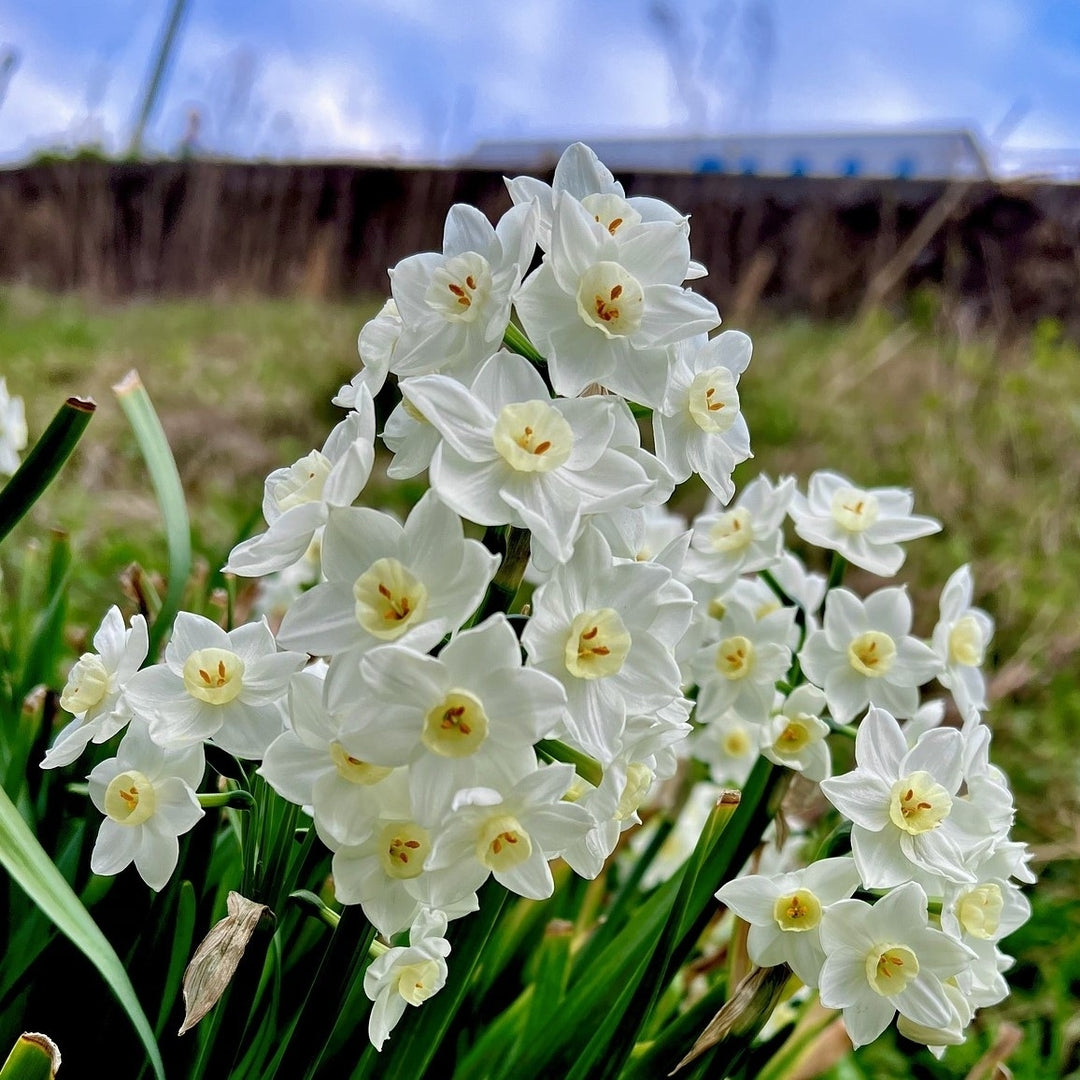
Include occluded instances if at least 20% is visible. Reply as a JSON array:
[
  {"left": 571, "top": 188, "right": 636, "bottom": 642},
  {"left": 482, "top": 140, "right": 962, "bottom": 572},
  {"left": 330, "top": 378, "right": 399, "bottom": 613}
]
[{"left": 1, "top": 0, "right": 1078, "bottom": 170}]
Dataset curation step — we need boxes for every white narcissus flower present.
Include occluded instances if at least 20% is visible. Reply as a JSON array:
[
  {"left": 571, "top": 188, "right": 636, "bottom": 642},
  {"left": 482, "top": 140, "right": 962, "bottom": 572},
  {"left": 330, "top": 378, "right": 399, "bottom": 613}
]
[
  {"left": 389, "top": 202, "right": 537, "bottom": 381},
  {"left": 364, "top": 908, "right": 451, "bottom": 1051},
  {"left": 335, "top": 616, "right": 567, "bottom": 819},
  {"left": 760, "top": 684, "right": 832, "bottom": 782},
  {"left": 0, "top": 376, "right": 28, "bottom": 476},
  {"left": 561, "top": 703, "right": 692, "bottom": 879},
  {"left": 932, "top": 564, "right": 994, "bottom": 719},
  {"left": 400, "top": 352, "right": 658, "bottom": 563},
  {"left": 258, "top": 670, "right": 398, "bottom": 846},
  {"left": 320, "top": 768, "right": 478, "bottom": 938},
  {"left": 506, "top": 142, "right": 705, "bottom": 277},
  {"left": 820, "top": 706, "right": 985, "bottom": 889},
  {"left": 381, "top": 389, "right": 442, "bottom": 480},
  {"left": 819, "top": 882, "right": 976, "bottom": 1049},
  {"left": 425, "top": 764, "right": 593, "bottom": 906},
  {"left": 653, "top": 331, "right": 753, "bottom": 503},
  {"left": 522, "top": 525, "right": 693, "bottom": 763},
  {"left": 224, "top": 387, "right": 376, "bottom": 577},
  {"left": 789, "top": 470, "right": 941, "bottom": 577},
  {"left": 514, "top": 191, "right": 719, "bottom": 408},
  {"left": 687, "top": 474, "right": 796, "bottom": 591},
  {"left": 799, "top": 587, "right": 941, "bottom": 725},
  {"left": 693, "top": 597, "right": 796, "bottom": 725},
  {"left": 43, "top": 606, "right": 149, "bottom": 769},
  {"left": 277, "top": 490, "right": 498, "bottom": 665},
  {"left": 87, "top": 721, "right": 205, "bottom": 891},
  {"left": 690, "top": 709, "right": 761, "bottom": 788},
  {"left": 716, "top": 857, "right": 862, "bottom": 986},
  {"left": 124, "top": 612, "right": 306, "bottom": 758},
  {"left": 771, "top": 552, "right": 828, "bottom": 631},
  {"left": 334, "top": 298, "right": 403, "bottom": 405},
  {"left": 941, "top": 873, "right": 1031, "bottom": 1010}
]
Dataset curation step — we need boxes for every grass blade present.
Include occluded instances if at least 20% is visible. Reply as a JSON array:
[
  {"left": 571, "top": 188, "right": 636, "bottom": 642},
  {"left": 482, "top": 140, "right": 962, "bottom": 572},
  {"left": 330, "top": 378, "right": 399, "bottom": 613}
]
[
  {"left": 113, "top": 371, "right": 191, "bottom": 659},
  {"left": 0, "top": 397, "right": 95, "bottom": 546},
  {"left": 0, "top": 784, "right": 164, "bottom": 1079}
]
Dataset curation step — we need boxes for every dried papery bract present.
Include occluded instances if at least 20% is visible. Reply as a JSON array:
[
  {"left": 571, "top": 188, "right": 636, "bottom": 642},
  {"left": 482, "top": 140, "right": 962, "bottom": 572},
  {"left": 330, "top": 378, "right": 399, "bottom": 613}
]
[
  {"left": 179, "top": 892, "right": 272, "bottom": 1035},
  {"left": 671, "top": 963, "right": 791, "bottom": 1074}
]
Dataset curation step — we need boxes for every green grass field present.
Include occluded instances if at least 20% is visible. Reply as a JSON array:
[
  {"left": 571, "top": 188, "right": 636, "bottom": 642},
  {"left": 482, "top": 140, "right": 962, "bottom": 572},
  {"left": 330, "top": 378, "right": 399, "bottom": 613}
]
[{"left": 3, "top": 284, "right": 1078, "bottom": 1078}]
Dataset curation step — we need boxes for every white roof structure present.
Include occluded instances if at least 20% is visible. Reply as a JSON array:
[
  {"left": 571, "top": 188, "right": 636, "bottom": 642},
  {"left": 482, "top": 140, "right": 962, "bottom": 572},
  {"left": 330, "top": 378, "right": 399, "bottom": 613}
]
[{"left": 464, "top": 129, "right": 993, "bottom": 181}]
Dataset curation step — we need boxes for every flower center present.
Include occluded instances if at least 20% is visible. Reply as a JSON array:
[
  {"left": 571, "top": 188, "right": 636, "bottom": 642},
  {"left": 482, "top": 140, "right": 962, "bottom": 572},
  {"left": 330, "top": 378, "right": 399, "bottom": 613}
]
[
  {"left": 272, "top": 449, "right": 332, "bottom": 512},
  {"left": 426, "top": 252, "right": 492, "bottom": 323},
  {"left": 772, "top": 888, "right": 822, "bottom": 932},
  {"left": 576, "top": 262, "right": 644, "bottom": 337},
  {"left": 564, "top": 608, "right": 632, "bottom": 679},
  {"left": 865, "top": 943, "right": 920, "bottom": 995},
  {"left": 722, "top": 724, "right": 754, "bottom": 758},
  {"left": 353, "top": 558, "right": 429, "bottom": 640},
  {"left": 394, "top": 960, "right": 443, "bottom": 1006},
  {"left": 773, "top": 715, "right": 813, "bottom": 755},
  {"left": 580, "top": 192, "right": 642, "bottom": 236},
  {"left": 615, "top": 763, "right": 654, "bottom": 821},
  {"left": 476, "top": 814, "right": 532, "bottom": 871},
  {"left": 422, "top": 689, "right": 489, "bottom": 758},
  {"left": 492, "top": 401, "right": 574, "bottom": 473},
  {"left": 889, "top": 771, "right": 953, "bottom": 834},
  {"left": 830, "top": 487, "right": 880, "bottom": 532},
  {"left": 378, "top": 821, "right": 431, "bottom": 880},
  {"left": 60, "top": 654, "right": 112, "bottom": 714},
  {"left": 688, "top": 368, "right": 740, "bottom": 434},
  {"left": 956, "top": 884, "right": 1003, "bottom": 939},
  {"left": 948, "top": 615, "right": 985, "bottom": 667},
  {"left": 103, "top": 770, "right": 157, "bottom": 826},
  {"left": 847, "top": 631, "right": 896, "bottom": 677},
  {"left": 182, "top": 648, "right": 245, "bottom": 705},
  {"left": 708, "top": 507, "right": 754, "bottom": 553},
  {"left": 329, "top": 741, "right": 394, "bottom": 784},
  {"left": 716, "top": 635, "right": 755, "bottom": 680}
]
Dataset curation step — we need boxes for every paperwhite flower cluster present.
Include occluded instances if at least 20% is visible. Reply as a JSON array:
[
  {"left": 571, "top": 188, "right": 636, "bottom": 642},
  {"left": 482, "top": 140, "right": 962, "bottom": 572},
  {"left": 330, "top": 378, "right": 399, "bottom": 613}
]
[{"left": 42, "top": 143, "right": 1029, "bottom": 1056}]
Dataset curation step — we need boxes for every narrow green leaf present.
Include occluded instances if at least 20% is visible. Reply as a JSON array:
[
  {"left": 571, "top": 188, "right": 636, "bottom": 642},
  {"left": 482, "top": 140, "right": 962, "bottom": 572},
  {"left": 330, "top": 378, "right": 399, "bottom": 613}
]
[
  {"left": 113, "top": 371, "right": 191, "bottom": 660},
  {"left": 0, "top": 784, "right": 164, "bottom": 1079},
  {"left": 505, "top": 879, "right": 677, "bottom": 1080},
  {"left": 519, "top": 919, "right": 573, "bottom": 1050},
  {"left": 155, "top": 880, "right": 197, "bottom": 1037},
  {"left": 0, "top": 1033, "right": 61, "bottom": 1080},
  {"left": 0, "top": 397, "right": 95, "bottom": 546}
]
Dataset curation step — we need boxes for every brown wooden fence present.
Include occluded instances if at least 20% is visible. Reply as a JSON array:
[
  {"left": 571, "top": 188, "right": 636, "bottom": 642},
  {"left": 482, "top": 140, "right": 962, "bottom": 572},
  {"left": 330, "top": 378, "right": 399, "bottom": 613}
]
[{"left": 1, "top": 160, "right": 1078, "bottom": 331}]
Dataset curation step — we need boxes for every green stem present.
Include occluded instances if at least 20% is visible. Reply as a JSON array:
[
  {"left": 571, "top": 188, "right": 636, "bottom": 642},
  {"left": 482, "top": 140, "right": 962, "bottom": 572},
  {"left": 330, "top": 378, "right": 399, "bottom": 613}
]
[
  {"left": 826, "top": 551, "right": 847, "bottom": 592},
  {"left": 197, "top": 789, "right": 256, "bottom": 811},
  {"left": 0, "top": 397, "right": 95, "bottom": 546},
  {"left": 265, "top": 904, "right": 376, "bottom": 1080},
  {"left": 536, "top": 738, "right": 603, "bottom": 787},
  {"left": 476, "top": 525, "right": 532, "bottom": 622},
  {"left": 502, "top": 322, "right": 546, "bottom": 365}
]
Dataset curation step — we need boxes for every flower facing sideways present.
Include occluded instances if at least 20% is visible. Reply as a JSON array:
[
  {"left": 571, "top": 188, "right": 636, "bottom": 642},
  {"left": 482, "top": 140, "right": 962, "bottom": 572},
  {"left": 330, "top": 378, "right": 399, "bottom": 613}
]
[
  {"left": 364, "top": 908, "right": 452, "bottom": 1051},
  {"left": 43, "top": 605, "right": 148, "bottom": 769},
  {"left": 789, "top": 470, "right": 940, "bottom": 577}
]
